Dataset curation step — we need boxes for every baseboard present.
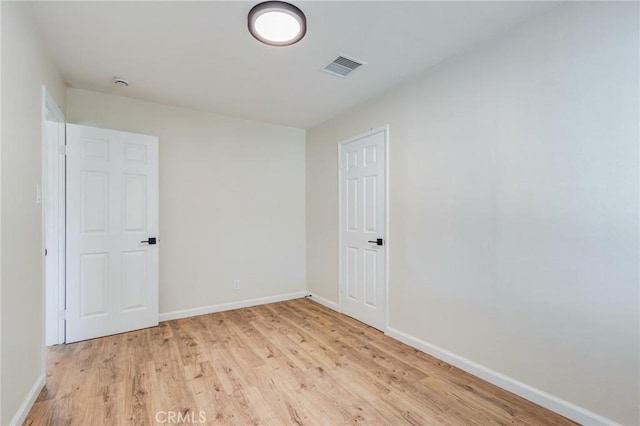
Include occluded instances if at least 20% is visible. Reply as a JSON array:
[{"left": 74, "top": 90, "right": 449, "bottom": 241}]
[
  {"left": 159, "top": 291, "right": 309, "bottom": 322},
  {"left": 9, "top": 373, "right": 45, "bottom": 426},
  {"left": 385, "top": 327, "right": 618, "bottom": 426},
  {"left": 308, "top": 293, "right": 340, "bottom": 312}
]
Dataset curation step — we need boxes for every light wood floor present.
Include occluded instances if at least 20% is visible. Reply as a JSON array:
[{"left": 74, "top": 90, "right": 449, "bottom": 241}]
[{"left": 25, "top": 298, "right": 574, "bottom": 425}]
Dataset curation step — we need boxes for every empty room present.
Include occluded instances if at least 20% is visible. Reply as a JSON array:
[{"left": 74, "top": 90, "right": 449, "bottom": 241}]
[{"left": 1, "top": 1, "right": 638, "bottom": 425}]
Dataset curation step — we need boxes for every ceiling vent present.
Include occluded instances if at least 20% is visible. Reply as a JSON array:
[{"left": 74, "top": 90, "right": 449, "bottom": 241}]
[{"left": 323, "top": 55, "right": 366, "bottom": 78}]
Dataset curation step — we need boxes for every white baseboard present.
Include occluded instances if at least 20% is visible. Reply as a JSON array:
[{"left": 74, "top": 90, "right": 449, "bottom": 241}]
[
  {"left": 159, "top": 291, "right": 309, "bottom": 322},
  {"left": 385, "top": 327, "right": 618, "bottom": 426},
  {"left": 9, "top": 373, "right": 45, "bottom": 426},
  {"left": 308, "top": 293, "right": 340, "bottom": 312}
]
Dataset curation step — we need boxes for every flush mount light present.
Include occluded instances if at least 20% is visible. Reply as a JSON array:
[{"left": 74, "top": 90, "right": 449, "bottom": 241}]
[{"left": 248, "top": 1, "right": 306, "bottom": 46}]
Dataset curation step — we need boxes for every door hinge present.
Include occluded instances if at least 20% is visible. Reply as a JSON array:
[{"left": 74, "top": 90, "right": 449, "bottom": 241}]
[{"left": 59, "top": 145, "right": 67, "bottom": 156}]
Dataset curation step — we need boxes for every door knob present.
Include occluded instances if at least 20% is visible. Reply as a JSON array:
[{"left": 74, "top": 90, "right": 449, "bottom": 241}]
[
  {"left": 140, "top": 237, "right": 157, "bottom": 245},
  {"left": 368, "top": 238, "right": 384, "bottom": 246}
]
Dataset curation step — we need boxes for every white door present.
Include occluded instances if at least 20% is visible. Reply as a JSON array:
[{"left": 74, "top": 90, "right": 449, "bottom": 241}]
[
  {"left": 339, "top": 127, "right": 387, "bottom": 331},
  {"left": 66, "top": 124, "right": 159, "bottom": 343}
]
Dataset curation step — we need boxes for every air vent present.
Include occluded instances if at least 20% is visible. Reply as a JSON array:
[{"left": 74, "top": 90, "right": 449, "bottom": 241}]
[{"left": 323, "top": 55, "right": 366, "bottom": 78}]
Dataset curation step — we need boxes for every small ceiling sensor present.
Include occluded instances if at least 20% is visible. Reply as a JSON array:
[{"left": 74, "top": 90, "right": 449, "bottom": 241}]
[
  {"left": 248, "top": 1, "right": 306, "bottom": 47},
  {"left": 113, "top": 77, "right": 129, "bottom": 87}
]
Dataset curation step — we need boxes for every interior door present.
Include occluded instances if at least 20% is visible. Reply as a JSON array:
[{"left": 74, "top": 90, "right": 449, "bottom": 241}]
[
  {"left": 340, "top": 127, "right": 387, "bottom": 331},
  {"left": 66, "top": 124, "right": 159, "bottom": 343}
]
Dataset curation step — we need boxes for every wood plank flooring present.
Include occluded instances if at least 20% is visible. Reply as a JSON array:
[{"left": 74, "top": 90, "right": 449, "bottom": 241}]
[{"left": 25, "top": 298, "right": 574, "bottom": 425}]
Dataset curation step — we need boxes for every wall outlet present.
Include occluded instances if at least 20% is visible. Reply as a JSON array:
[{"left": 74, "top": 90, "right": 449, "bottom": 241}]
[{"left": 233, "top": 279, "right": 240, "bottom": 291}]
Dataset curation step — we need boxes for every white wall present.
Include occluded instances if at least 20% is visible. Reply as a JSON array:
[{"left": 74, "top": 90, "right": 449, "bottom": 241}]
[
  {"left": 306, "top": 2, "right": 639, "bottom": 424},
  {"left": 66, "top": 88, "right": 306, "bottom": 316},
  {"left": 1, "top": 2, "right": 66, "bottom": 424}
]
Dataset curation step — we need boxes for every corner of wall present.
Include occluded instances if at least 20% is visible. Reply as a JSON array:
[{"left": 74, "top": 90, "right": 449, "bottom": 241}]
[{"left": 1, "top": 2, "right": 66, "bottom": 423}]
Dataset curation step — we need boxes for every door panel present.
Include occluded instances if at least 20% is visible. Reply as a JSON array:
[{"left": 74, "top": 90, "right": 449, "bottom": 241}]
[
  {"left": 340, "top": 128, "right": 387, "bottom": 330},
  {"left": 346, "top": 178, "right": 358, "bottom": 230},
  {"left": 80, "top": 253, "right": 108, "bottom": 317},
  {"left": 347, "top": 246, "right": 359, "bottom": 300},
  {"left": 364, "top": 248, "right": 377, "bottom": 307},
  {"left": 364, "top": 175, "right": 377, "bottom": 232},
  {"left": 122, "top": 251, "right": 147, "bottom": 310},
  {"left": 123, "top": 174, "right": 147, "bottom": 231},
  {"left": 66, "top": 124, "right": 159, "bottom": 343}
]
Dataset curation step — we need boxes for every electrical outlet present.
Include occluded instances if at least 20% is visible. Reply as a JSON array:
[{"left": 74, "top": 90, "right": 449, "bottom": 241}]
[{"left": 233, "top": 280, "right": 240, "bottom": 291}]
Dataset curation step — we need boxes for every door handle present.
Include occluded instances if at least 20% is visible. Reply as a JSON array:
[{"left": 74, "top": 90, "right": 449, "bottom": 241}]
[
  {"left": 368, "top": 238, "right": 384, "bottom": 246},
  {"left": 140, "top": 237, "right": 158, "bottom": 245}
]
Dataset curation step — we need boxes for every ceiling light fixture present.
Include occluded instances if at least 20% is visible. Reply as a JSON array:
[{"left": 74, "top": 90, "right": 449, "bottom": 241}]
[{"left": 248, "top": 1, "right": 306, "bottom": 47}]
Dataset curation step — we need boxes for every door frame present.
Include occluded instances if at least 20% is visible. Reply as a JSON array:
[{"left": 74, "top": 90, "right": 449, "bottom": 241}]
[
  {"left": 337, "top": 125, "right": 390, "bottom": 331},
  {"left": 42, "top": 86, "right": 66, "bottom": 346}
]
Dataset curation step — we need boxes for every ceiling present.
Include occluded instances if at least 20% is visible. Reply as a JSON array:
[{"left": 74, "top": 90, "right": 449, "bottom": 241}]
[{"left": 30, "top": 1, "right": 556, "bottom": 129}]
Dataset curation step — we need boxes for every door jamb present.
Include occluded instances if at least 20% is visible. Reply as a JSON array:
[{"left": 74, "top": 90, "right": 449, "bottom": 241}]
[
  {"left": 337, "top": 125, "right": 390, "bottom": 331},
  {"left": 42, "top": 86, "right": 66, "bottom": 347}
]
